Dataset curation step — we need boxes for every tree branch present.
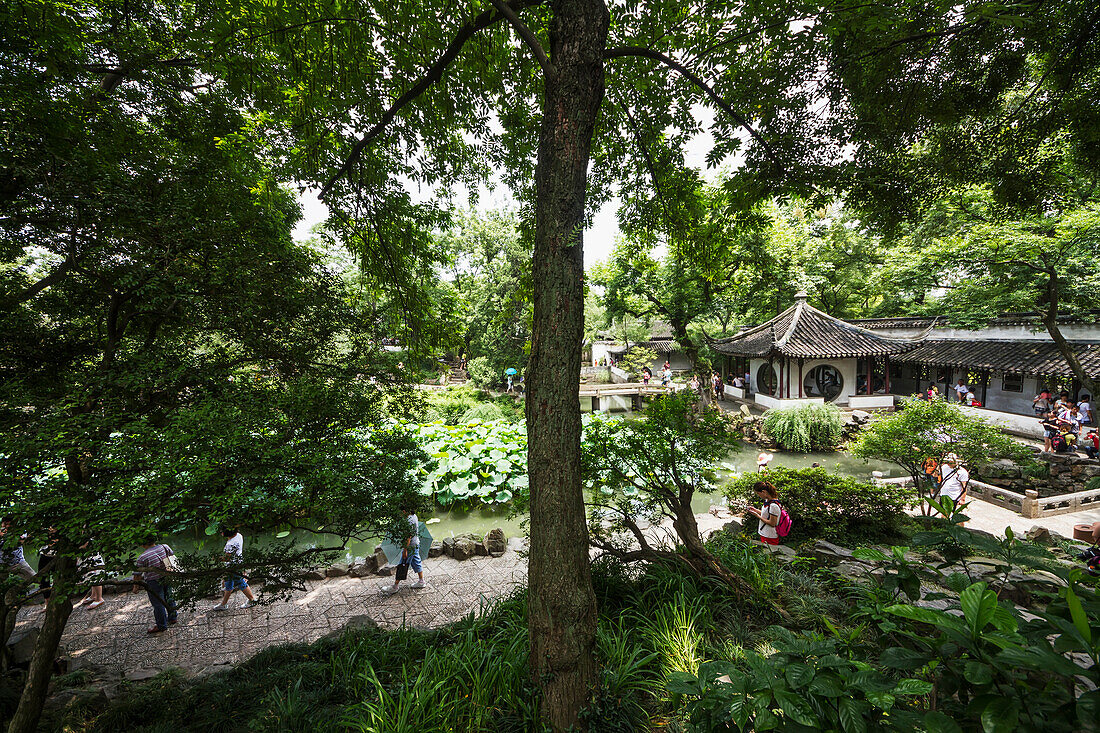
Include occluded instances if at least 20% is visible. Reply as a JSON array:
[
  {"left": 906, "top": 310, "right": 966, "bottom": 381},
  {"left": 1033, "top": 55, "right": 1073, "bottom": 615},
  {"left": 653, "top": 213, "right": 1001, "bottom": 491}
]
[
  {"left": 487, "top": 0, "right": 555, "bottom": 77},
  {"left": 321, "top": 0, "right": 547, "bottom": 198},
  {"left": 603, "top": 46, "right": 782, "bottom": 174}
]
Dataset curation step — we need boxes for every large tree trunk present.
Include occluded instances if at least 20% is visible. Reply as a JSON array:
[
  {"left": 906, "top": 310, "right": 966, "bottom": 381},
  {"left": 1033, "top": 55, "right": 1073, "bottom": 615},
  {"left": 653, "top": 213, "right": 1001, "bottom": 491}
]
[
  {"left": 1041, "top": 272, "right": 1098, "bottom": 397},
  {"left": 7, "top": 557, "right": 75, "bottom": 733},
  {"left": 527, "top": 1, "right": 608, "bottom": 729}
]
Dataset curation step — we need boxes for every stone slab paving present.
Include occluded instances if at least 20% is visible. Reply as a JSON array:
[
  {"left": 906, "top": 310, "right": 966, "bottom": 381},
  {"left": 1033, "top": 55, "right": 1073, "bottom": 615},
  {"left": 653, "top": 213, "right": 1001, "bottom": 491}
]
[{"left": 13, "top": 550, "right": 528, "bottom": 676}]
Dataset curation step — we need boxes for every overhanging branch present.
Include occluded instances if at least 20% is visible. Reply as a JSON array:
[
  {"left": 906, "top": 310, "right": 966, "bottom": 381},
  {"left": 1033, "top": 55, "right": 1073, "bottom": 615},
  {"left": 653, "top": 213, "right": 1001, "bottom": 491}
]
[
  {"left": 603, "top": 46, "right": 782, "bottom": 174},
  {"left": 321, "top": 0, "right": 547, "bottom": 198},
  {"left": 487, "top": 0, "right": 555, "bottom": 77}
]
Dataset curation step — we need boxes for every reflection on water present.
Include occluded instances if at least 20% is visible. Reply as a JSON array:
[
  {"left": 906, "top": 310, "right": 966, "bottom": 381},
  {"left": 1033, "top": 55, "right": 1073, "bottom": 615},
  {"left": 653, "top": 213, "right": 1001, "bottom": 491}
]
[{"left": 165, "top": 443, "right": 904, "bottom": 563}]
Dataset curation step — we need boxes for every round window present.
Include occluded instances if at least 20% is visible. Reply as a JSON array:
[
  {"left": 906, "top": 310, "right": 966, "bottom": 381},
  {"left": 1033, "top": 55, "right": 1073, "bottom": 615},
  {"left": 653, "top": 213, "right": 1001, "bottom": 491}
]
[
  {"left": 756, "top": 363, "right": 778, "bottom": 396},
  {"left": 803, "top": 364, "right": 844, "bottom": 402}
]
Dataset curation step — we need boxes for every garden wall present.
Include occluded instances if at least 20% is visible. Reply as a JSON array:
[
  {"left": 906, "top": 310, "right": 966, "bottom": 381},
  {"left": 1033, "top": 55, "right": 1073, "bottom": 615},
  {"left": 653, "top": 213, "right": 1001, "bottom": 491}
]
[{"left": 977, "top": 451, "right": 1100, "bottom": 498}]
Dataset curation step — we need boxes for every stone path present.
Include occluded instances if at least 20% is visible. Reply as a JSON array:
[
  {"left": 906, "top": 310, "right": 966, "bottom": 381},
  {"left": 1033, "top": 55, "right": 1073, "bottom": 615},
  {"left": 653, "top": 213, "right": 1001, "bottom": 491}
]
[
  {"left": 942, "top": 496, "right": 1100, "bottom": 540},
  {"left": 13, "top": 549, "right": 527, "bottom": 677}
]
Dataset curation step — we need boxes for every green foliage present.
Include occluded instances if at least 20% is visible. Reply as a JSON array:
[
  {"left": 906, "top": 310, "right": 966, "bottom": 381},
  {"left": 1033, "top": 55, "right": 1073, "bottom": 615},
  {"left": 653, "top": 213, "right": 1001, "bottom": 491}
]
[
  {"left": 669, "top": 626, "right": 933, "bottom": 732},
  {"left": 419, "top": 385, "right": 522, "bottom": 424},
  {"left": 616, "top": 345, "right": 659, "bottom": 380},
  {"left": 762, "top": 404, "right": 844, "bottom": 452},
  {"left": 582, "top": 394, "right": 734, "bottom": 564},
  {"left": 407, "top": 420, "right": 528, "bottom": 507},
  {"left": 851, "top": 398, "right": 1033, "bottom": 510},
  {"left": 726, "top": 467, "right": 913, "bottom": 545},
  {"left": 465, "top": 356, "right": 499, "bottom": 390}
]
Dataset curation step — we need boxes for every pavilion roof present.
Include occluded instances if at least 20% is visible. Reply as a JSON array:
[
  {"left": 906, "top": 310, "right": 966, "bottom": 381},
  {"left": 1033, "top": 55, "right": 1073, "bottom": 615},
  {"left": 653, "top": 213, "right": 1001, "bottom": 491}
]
[
  {"left": 893, "top": 339, "right": 1100, "bottom": 378},
  {"left": 712, "top": 294, "right": 919, "bottom": 360}
]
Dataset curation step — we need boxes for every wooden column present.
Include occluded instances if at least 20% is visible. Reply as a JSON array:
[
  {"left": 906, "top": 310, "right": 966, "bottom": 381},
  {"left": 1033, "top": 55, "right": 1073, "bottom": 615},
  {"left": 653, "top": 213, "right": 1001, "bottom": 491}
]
[
  {"left": 981, "top": 370, "right": 989, "bottom": 407},
  {"left": 885, "top": 355, "right": 891, "bottom": 394},
  {"left": 798, "top": 358, "right": 804, "bottom": 398},
  {"left": 866, "top": 357, "right": 873, "bottom": 395}
]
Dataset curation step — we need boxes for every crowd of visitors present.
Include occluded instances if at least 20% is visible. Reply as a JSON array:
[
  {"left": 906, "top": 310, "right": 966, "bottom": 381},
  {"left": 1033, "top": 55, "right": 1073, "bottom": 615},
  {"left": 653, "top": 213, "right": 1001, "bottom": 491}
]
[{"left": 1034, "top": 389, "right": 1095, "bottom": 455}]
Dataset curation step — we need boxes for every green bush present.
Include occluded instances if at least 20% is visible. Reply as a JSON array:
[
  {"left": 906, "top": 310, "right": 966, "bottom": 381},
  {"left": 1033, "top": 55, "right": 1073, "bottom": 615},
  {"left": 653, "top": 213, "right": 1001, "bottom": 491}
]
[
  {"left": 762, "top": 404, "right": 843, "bottom": 452},
  {"left": 407, "top": 419, "right": 528, "bottom": 507},
  {"left": 725, "top": 467, "right": 913, "bottom": 544},
  {"left": 466, "top": 356, "right": 498, "bottom": 389}
]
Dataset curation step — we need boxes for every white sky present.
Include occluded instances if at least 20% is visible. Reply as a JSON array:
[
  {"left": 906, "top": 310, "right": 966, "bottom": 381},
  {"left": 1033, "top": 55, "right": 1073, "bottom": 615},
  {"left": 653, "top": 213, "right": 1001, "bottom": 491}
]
[{"left": 292, "top": 107, "right": 722, "bottom": 271}]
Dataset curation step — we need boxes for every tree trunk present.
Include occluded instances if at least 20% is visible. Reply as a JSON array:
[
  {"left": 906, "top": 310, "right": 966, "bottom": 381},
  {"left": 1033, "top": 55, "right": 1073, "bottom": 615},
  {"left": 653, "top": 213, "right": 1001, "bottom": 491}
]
[
  {"left": 7, "top": 557, "right": 75, "bottom": 733},
  {"left": 527, "top": 1, "right": 608, "bottom": 730},
  {"left": 1040, "top": 274, "right": 1098, "bottom": 397}
]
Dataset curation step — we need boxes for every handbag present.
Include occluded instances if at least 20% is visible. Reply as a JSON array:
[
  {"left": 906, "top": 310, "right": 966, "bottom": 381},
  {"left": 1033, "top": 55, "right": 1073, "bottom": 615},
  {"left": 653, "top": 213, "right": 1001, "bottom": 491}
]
[
  {"left": 395, "top": 560, "right": 409, "bottom": 581},
  {"left": 161, "top": 546, "right": 180, "bottom": 573}
]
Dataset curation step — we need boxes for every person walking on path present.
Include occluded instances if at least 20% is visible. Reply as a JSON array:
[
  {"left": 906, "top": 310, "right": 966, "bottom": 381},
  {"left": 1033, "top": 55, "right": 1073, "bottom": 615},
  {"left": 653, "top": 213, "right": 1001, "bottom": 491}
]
[
  {"left": 132, "top": 535, "right": 178, "bottom": 634},
  {"left": 641, "top": 366, "right": 651, "bottom": 385},
  {"left": 935, "top": 453, "right": 970, "bottom": 522},
  {"left": 747, "top": 481, "right": 783, "bottom": 545},
  {"left": 381, "top": 508, "right": 427, "bottom": 596},
  {"left": 1, "top": 516, "right": 35, "bottom": 580},
  {"left": 212, "top": 528, "right": 255, "bottom": 611},
  {"left": 1033, "top": 389, "right": 1052, "bottom": 415},
  {"left": 78, "top": 545, "right": 106, "bottom": 609}
]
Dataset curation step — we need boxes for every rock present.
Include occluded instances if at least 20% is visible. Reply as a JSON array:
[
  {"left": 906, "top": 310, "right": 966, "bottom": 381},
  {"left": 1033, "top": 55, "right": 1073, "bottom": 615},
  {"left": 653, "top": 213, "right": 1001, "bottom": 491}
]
[
  {"left": 45, "top": 687, "right": 109, "bottom": 716},
  {"left": 453, "top": 537, "right": 477, "bottom": 561},
  {"left": 802, "top": 539, "right": 856, "bottom": 566},
  {"left": 349, "top": 556, "right": 378, "bottom": 577},
  {"left": 325, "top": 563, "right": 349, "bottom": 578},
  {"left": 750, "top": 540, "right": 797, "bottom": 559},
  {"left": 301, "top": 568, "right": 326, "bottom": 581},
  {"left": 427, "top": 543, "right": 443, "bottom": 558},
  {"left": 7, "top": 626, "right": 38, "bottom": 665},
  {"left": 850, "top": 410, "right": 871, "bottom": 423},
  {"left": 722, "top": 518, "right": 744, "bottom": 534},
  {"left": 191, "top": 663, "right": 234, "bottom": 680},
  {"left": 124, "top": 668, "right": 162, "bottom": 682},
  {"left": 507, "top": 536, "right": 527, "bottom": 553},
  {"left": 375, "top": 565, "right": 393, "bottom": 576},
  {"left": 442, "top": 537, "right": 456, "bottom": 558},
  {"left": 485, "top": 528, "right": 507, "bottom": 556},
  {"left": 374, "top": 548, "right": 389, "bottom": 569},
  {"left": 835, "top": 561, "right": 878, "bottom": 580},
  {"left": 474, "top": 540, "right": 489, "bottom": 557},
  {"left": 1025, "top": 526, "right": 1051, "bottom": 543}
]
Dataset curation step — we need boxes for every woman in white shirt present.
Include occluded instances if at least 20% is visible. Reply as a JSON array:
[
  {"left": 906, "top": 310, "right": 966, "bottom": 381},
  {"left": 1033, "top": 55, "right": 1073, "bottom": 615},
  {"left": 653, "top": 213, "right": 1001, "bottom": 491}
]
[
  {"left": 936, "top": 454, "right": 969, "bottom": 520},
  {"left": 747, "top": 481, "right": 782, "bottom": 545}
]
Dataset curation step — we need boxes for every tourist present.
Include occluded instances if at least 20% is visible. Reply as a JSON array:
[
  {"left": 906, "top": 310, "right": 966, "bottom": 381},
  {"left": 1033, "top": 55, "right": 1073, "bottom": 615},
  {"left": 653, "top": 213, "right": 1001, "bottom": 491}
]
[
  {"left": 0, "top": 517, "right": 34, "bottom": 581},
  {"left": 733, "top": 374, "right": 744, "bottom": 390},
  {"left": 1032, "top": 389, "right": 1052, "bottom": 415},
  {"left": 746, "top": 481, "right": 782, "bottom": 545},
  {"left": 935, "top": 453, "right": 969, "bottom": 517},
  {"left": 78, "top": 545, "right": 106, "bottom": 609},
  {"left": 1055, "top": 392, "right": 1072, "bottom": 413},
  {"left": 1084, "top": 429, "right": 1099, "bottom": 459},
  {"left": 132, "top": 534, "right": 178, "bottom": 634},
  {"left": 506, "top": 372, "right": 514, "bottom": 392},
  {"left": 381, "top": 505, "right": 427, "bottom": 596},
  {"left": 712, "top": 371, "right": 724, "bottom": 401},
  {"left": 744, "top": 371, "right": 751, "bottom": 392},
  {"left": 642, "top": 366, "right": 651, "bottom": 385},
  {"left": 662, "top": 365, "right": 672, "bottom": 386},
  {"left": 1058, "top": 404, "right": 1082, "bottom": 436},
  {"left": 1040, "top": 411, "right": 1060, "bottom": 452},
  {"left": 926, "top": 383, "right": 940, "bottom": 401},
  {"left": 1079, "top": 394, "right": 1093, "bottom": 426},
  {"left": 689, "top": 374, "right": 700, "bottom": 392},
  {"left": 953, "top": 379, "right": 969, "bottom": 403},
  {"left": 663, "top": 360, "right": 671, "bottom": 372},
  {"left": 964, "top": 391, "right": 981, "bottom": 407},
  {"left": 756, "top": 452, "right": 773, "bottom": 471},
  {"left": 212, "top": 527, "right": 255, "bottom": 611}
]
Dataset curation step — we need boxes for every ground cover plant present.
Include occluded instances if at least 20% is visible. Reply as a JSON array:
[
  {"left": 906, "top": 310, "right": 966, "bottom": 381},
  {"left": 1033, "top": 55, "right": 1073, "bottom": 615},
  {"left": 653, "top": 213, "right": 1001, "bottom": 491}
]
[
  {"left": 406, "top": 419, "right": 529, "bottom": 507},
  {"left": 762, "top": 404, "right": 844, "bottom": 452},
  {"left": 726, "top": 467, "right": 914, "bottom": 546},
  {"left": 419, "top": 385, "right": 524, "bottom": 424}
]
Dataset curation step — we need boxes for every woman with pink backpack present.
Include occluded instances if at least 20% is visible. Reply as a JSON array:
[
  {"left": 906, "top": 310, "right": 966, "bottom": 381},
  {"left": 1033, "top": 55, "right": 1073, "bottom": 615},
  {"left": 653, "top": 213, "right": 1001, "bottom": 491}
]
[{"left": 747, "top": 480, "right": 792, "bottom": 544}]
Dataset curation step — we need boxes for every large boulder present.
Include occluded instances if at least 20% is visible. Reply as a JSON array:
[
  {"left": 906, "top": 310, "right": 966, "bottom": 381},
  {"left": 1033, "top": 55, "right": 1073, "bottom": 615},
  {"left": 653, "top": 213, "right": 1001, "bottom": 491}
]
[
  {"left": 485, "top": 528, "right": 507, "bottom": 557},
  {"left": 325, "top": 563, "right": 349, "bottom": 578},
  {"left": 7, "top": 626, "right": 38, "bottom": 666},
  {"left": 750, "top": 540, "right": 797, "bottom": 560},
  {"left": 721, "top": 518, "right": 744, "bottom": 535},
  {"left": 442, "top": 537, "right": 457, "bottom": 558},
  {"left": 452, "top": 537, "right": 477, "bottom": 561},
  {"left": 301, "top": 568, "right": 326, "bottom": 581},
  {"left": 427, "top": 542, "right": 443, "bottom": 558},
  {"left": 349, "top": 556, "right": 378, "bottom": 577},
  {"left": 1025, "top": 525, "right": 1051, "bottom": 543}
]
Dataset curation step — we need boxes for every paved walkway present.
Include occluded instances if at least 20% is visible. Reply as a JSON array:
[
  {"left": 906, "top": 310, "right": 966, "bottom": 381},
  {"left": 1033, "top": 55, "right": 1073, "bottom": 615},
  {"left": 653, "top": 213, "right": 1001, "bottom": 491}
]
[
  {"left": 940, "top": 497, "right": 1100, "bottom": 539},
  {"left": 13, "top": 550, "right": 527, "bottom": 677}
]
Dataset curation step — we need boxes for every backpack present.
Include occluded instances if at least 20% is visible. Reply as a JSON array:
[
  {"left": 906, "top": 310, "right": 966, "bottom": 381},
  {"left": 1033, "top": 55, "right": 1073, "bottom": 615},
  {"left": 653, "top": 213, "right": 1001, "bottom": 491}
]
[
  {"left": 772, "top": 502, "right": 793, "bottom": 538},
  {"left": 1052, "top": 433, "right": 1068, "bottom": 452}
]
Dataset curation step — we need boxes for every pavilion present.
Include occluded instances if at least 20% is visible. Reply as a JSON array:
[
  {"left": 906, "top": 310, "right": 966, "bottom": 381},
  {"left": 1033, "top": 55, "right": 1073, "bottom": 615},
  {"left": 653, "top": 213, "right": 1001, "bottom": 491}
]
[{"left": 712, "top": 292, "right": 919, "bottom": 409}]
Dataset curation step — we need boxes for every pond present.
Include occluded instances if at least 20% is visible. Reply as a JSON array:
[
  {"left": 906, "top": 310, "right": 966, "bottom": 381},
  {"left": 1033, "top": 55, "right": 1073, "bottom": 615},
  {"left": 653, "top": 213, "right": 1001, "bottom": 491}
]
[{"left": 163, "top": 443, "right": 904, "bottom": 565}]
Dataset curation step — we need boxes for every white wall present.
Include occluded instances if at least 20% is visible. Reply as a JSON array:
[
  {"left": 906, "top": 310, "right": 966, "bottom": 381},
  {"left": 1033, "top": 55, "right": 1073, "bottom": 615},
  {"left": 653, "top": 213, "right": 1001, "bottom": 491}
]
[
  {"left": 755, "top": 393, "right": 825, "bottom": 410},
  {"left": 750, "top": 357, "right": 860, "bottom": 404},
  {"left": 957, "top": 404, "right": 1044, "bottom": 439}
]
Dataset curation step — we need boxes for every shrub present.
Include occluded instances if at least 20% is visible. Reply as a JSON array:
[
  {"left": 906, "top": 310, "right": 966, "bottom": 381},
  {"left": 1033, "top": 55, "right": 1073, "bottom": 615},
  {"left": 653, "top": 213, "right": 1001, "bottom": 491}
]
[
  {"left": 466, "top": 356, "right": 498, "bottom": 389},
  {"left": 762, "top": 404, "right": 843, "bottom": 452},
  {"left": 616, "top": 345, "right": 659, "bottom": 380},
  {"left": 725, "top": 466, "right": 913, "bottom": 544}
]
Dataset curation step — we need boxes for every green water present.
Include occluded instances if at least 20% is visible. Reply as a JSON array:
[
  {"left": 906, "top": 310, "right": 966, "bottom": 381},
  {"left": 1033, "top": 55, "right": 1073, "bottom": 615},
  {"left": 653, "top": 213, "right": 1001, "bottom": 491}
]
[{"left": 162, "top": 443, "right": 902, "bottom": 564}]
